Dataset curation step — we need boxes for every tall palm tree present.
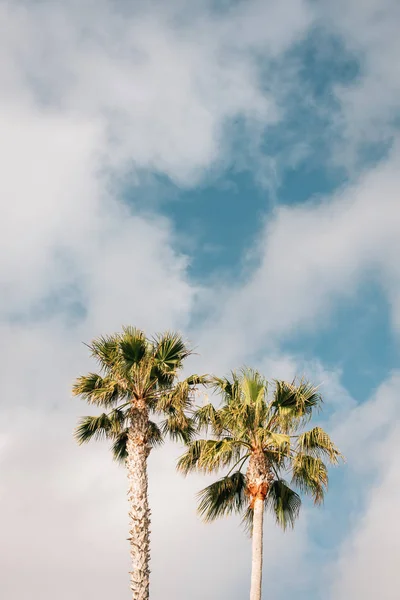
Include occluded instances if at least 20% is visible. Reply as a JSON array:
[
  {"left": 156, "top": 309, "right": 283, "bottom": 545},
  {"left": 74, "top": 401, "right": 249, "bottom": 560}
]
[
  {"left": 178, "top": 368, "right": 343, "bottom": 600},
  {"left": 73, "top": 327, "right": 205, "bottom": 600}
]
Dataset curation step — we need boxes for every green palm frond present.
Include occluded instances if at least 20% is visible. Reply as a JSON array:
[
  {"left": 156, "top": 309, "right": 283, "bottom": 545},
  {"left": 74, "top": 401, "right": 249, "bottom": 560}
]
[
  {"left": 153, "top": 331, "right": 191, "bottom": 373},
  {"left": 161, "top": 412, "right": 197, "bottom": 444},
  {"left": 297, "top": 427, "right": 344, "bottom": 464},
  {"left": 266, "top": 480, "right": 301, "bottom": 530},
  {"left": 119, "top": 327, "right": 148, "bottom": 369},
  {"left": 155, "top": 373, "right": 208, "bottom": 427},
  {"left": 258, "top": 430, "right": 290, "bottom": 452},
  {"left": 186, "top": 374, "right": 210, "bottom": 386},
  {"left": 272, "top": 380, "right": 322, "bottom": 430},
  {"left": 194, "top": 403, "right": 225, "bottom": 436},
  {"left": 148, "top": 421, "right": 164, "bottom": 447},
  {"left": 177, "top": 439, "right": 207, "bottom": 474},
  {"left": 241, "top": 506, "right": 254, "bottom": 535},
  {"left": 89, "top": 334, "right": 121, "bottom": 373},
  {"left": 209, "top": 375, "right": 236, "bottom": 403},
  {"left": 222, "top": 402, "right": 255, "bottom": 440},
  {"left": 177, "top": 438, "right": 242, "bottom": 474},
  {"left": 75, "top": 407, "right": 128, "bottom": 445},
  {"left": 240, "top": 368, "right": 266, "bottom": 405},
  {"left": 291, "top": 454, "right": 328, "bottom": 505},
  {"left": 111, "top": 430, "right": 129, "bottom": 463},
  {"left": 72, "top": 373, "right": 125, "bottom": 407},
  {"left": 75, "top": 413, "right": 113, "bottom": 444},
  {"left": 193, "top": 402, "right": 227, "bottom": 438},
  {"left": 197, "top": 471, "right": 247, "bottom": 522},
  {"left": 155, "top": 379, "right": 192, "bottom": 413},
  {"left": 108, "top": 408, "right": 127, "bottom": 433}
]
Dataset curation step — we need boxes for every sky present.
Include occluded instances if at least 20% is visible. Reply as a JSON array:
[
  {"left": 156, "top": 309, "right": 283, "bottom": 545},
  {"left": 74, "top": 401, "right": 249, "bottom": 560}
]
[{"left": 1, "top": 0, "right": 400, "bottom": 598}]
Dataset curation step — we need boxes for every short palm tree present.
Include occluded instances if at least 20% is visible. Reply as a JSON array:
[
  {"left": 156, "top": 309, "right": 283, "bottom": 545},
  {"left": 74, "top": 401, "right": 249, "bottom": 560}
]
[
  {"left": 178, "top": 368, "right": 343, "bottom": 600},
  {"left": 73, "top": 327, "right": 205, "bottom": 600}
]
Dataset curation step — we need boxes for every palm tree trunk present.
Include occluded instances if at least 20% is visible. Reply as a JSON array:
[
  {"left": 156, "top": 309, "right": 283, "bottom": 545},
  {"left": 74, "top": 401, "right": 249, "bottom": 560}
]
[
  {"left": 126, "top": 405, "right": 150, "bottom": 600},
  {"left": 250, "top": 496, "right": 264, "bottom": 600}
]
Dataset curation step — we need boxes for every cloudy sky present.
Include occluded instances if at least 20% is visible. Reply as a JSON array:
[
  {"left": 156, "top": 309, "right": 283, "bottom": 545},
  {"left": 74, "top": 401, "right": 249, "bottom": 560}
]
[{"left": 1, "top": 0, "right": 400, "bottom": 598}]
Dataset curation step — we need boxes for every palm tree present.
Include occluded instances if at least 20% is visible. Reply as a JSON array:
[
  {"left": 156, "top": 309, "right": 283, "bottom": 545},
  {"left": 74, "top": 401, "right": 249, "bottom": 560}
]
[
  {"left": 73, "top": 327, "right": 205, "bottom": 600},
  {"left": 178, "top": 368, "right": 343, "bottom": 600}
]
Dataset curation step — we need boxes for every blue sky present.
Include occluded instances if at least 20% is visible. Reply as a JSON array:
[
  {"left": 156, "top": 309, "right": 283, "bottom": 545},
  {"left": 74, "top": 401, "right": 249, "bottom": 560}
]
[{"left": 1, "top": 1, "right": 400, "bottom": 599}]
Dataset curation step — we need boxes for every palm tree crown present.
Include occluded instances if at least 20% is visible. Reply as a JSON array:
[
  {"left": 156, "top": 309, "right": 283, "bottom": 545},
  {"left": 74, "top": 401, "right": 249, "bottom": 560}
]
[
  {"left": 73, "top": 326, "right": 204, "bottom": 457},
  {"left": 178, "top": 367, "right": 343, "bottom": 530}
]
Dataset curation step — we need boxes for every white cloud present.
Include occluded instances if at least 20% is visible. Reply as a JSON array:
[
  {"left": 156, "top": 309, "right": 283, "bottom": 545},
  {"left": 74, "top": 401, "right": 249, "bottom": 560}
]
[
  {"left": 321, "top": 0, "right": 400, "bottom": 160},
  {"left": 0, "top": 0, "right": 314, "bottom": 319},
  {"left": 330, "top": 372, "right": 400, "bottom": 599},
  {"left": 0, "top": 107, "right": 101, "bottom": 312},
  {"left": 0, "top": 0, "right": 313, "bottom": 186}
]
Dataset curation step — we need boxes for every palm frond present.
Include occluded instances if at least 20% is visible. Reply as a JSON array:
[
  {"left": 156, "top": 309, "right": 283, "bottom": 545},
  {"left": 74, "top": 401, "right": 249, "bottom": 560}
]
[
  {"left": 161, "top": 413, "right": 197, "bottom": 444},
  {"left": 296, "top": 426, "right": 344, "bottom": 465},
  {"left": 74, "top": 414, "right": 113, "bottom": 444},
  {"left": 197, "top": 471, "right": 247, "bottom": 522},
  {"left": 272, "top": 380, "right": 322, "bottom": 429},
  {"left": 156, "top": 379, "right": 192, "bottom": 413},
  {"left": 149, "top": 365, "right": 176, "bottom": 390},
  {"left": 266, "top": 479, "right": 301, "bottom": 530},
  {"left": 111, "top": 430, "right": 128, "bottom": 463},
  {"left": 291, "top": 454, "right": 328, "bottom": 505},
  {"left": 186, "top": 374, "right": 210, "bottom": 387},
  {"left": 219, "top": 400, "right": 255, "bottom": 439},
  {"left": 209, "top": 374, "right": 237, "bottom": 403},
  {"left": 119, "top": 326, "right": 148, "bottom": 369},
  {"left": 155, "top": 373, "right": 208, "bottom": 420},
  {"left": 177, "top": 439, "right": 206, "bottom": 474},
  {"left": 241, "top": 506, "right": 254, "bottom": 535},
  {"left": 72, "top": 373, "right": 125, "bottom": 407},
  {"left": 153, "top": 332, "right": 192, "bottom": 374},
  {"left": 148, "top": 420, "right": 164, "bottom": 447},
  {"left": 259, "top": 430, "right": 290, "bottom": 451},
  {"left": 177, "top": 438, "right": 242, "bottom": 474},
  {"left": 240, "top": 368, "right": 266, "bottom": 405},
  {"left": 89, "top": 334, "right": 121, "bottom": 373},
  {"left": 193, "top": 403, "right": 225, "bottom": 436},
  {"left": 108, "top": 408, "right": 128, "bottom": 433}
]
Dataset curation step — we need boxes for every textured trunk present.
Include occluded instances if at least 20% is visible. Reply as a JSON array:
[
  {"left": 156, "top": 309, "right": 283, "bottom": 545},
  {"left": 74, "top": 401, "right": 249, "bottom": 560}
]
[
  {"left": 126, "top": 403, "right": 150, "bottom": 600},
  {"left": 250, "top": 497, "right": 264, "bottom": 600},
  {"left": 247, "top": 451, "right": 273, "bottom": 600}
]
